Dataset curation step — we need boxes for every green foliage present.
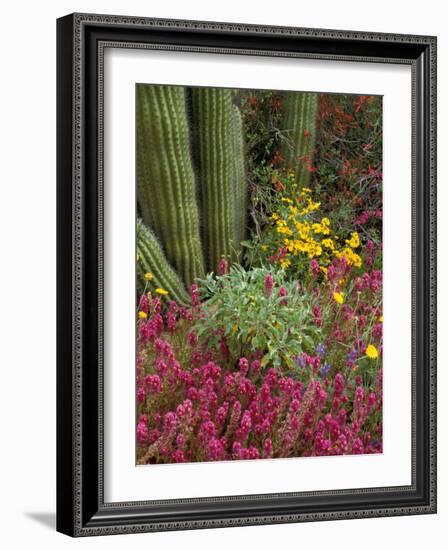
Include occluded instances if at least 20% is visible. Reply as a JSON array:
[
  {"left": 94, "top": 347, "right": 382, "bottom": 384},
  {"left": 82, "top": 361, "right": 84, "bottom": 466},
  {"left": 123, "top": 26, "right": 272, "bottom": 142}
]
[
  {"left": 313, "top": 93, "right": 383, "bottom": 242},
  {"left": 136, "top": 84, "right": 205, "bottom": 287},
  {"left": 136, "top": 219, "right": 190, "bottom": 306},
  {"left": 191, "top": 88, "right": 247, "bottom": 272},
  {"left": 280, "top": 92, "right": 318, "bottom": 187},
  {"left": 195, "top": 266, "right": 322, "bottom": 370},
  {"left": 239, "top": 92, "right": 284, "bottom": 240}
]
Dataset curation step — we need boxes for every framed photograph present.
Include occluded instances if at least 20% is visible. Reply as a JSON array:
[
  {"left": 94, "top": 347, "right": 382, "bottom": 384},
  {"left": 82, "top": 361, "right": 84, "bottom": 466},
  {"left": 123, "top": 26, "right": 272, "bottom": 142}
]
[{"left": 56, "top": 13, "right": 437, "bottom": 536}]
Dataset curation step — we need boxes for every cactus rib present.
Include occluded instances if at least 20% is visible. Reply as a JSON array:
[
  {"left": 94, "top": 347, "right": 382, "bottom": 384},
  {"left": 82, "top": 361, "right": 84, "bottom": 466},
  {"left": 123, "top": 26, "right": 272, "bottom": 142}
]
[
  {"left": 136, "top": 84, "right": 205, "bottom": 287},
  {"left": 136, "top": 220, "right": 190, "bottom": 306},
  {"left": 280, "top": 92, "right": 318, "bottom": 187},
  {"left": 191, "top": 88, "right": 241, "bottom": 272}
]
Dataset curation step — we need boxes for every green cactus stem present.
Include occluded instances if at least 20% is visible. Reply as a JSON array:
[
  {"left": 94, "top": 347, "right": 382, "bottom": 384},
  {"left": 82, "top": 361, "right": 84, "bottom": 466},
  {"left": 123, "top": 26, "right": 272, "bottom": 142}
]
[
  {"left": 136, "top": 84, "right": 205, "bottom": 287},
  {"left": 231, "top": 105, "right": 247, "bottom": 249},
  {"left": 191, "top": 87, "right": 240, "bottom": 272},
  {"left": 136, "top": 219, "right": 190, "bottom": 306},
  {"left": 280, "top": 92, "right": 318, "bottom": 187}
]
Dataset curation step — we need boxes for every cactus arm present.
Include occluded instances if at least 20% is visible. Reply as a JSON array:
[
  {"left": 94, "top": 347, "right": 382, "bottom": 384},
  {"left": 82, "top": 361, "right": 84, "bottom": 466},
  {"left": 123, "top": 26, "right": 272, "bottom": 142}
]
[
  {"left": 231, "top": 105, "right": 247, "bottom": 248},
  {"left": 280, "top": 92, "right": 318, "bottom": 187},
  {"left": 136, "top": 220, "right": 190, "bottom": 306},
  {"left": 136, "top": 84, "right": 205, "bottom": 287},
  {"left": 191, "top": 88, "right": 239, "bottom": 272}
]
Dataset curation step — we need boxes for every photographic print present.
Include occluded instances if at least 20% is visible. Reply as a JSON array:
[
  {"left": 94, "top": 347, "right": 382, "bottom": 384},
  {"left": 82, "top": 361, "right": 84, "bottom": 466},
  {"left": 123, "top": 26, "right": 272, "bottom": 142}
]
[
  {"left": 135, "top": 85, "right": 383, "bottom": 465},
  {"left": 57, "top": 15, "right": 436, "bottom": 534}
]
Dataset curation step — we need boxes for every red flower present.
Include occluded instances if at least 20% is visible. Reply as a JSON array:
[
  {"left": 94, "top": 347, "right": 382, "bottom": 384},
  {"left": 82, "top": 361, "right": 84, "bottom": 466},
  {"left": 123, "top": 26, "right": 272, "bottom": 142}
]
[{"left": 272, "top": 150, "right": 285, "bottom": 165}]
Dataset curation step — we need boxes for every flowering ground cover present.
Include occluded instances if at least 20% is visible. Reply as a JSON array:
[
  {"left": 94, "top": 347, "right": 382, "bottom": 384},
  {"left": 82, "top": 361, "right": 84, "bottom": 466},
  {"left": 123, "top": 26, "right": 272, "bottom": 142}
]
[{"left": 135, "top": 85, "right": 383, "bottom": 465}]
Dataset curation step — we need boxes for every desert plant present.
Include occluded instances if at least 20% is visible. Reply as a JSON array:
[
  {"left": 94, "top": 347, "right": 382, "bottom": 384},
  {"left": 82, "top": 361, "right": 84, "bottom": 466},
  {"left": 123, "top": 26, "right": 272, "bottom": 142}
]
[
  {"left": 136, "top": 219, "right": 190, "bottom": 306},
  {"left": 136, "top": 84, "right": 205, "bottom": 287},
  {"left": 136, "top": 332, "right": 383, "bottom": 464},
  {"left": 232, "top": 105, "right": 248, "bottom": 247},
  {"left": 280, "top": 92, "right": 318, "bottom": 187},
  {"left": 191, "top": 88, "right": 247, "bottom": 271},
  {"left": 195, "top": 265, "right": 322, "bottom": 369}
]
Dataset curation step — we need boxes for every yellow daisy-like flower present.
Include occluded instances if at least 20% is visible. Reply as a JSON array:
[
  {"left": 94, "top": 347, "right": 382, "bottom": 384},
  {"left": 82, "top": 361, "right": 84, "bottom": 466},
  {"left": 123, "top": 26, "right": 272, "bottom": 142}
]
[
  {"left": 365, "top": 344, "right": 379, "bottom": 359},
  {"left": 144, "top": 272, "right": 153, "bottom": 281},
  {"left": 345, "top": 231, "right": 360, "bottom": 248},
  {"left": 333, "top": 291, "right": 344, "bottom": 304},
  {"left": 155, "top": 287, "right": 168, "bottom": 295},
  {"left": 322, "top": 238, "right": 335, "bottom": 250},
  {"left": 138, "top": 311, "right": 147, "bottom": 320}
]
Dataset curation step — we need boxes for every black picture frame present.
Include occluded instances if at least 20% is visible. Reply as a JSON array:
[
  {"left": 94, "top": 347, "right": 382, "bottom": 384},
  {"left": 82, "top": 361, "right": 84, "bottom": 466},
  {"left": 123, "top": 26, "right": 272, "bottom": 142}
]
[{"left": 57, "top": 13, "right": 437, "bottom": 537}]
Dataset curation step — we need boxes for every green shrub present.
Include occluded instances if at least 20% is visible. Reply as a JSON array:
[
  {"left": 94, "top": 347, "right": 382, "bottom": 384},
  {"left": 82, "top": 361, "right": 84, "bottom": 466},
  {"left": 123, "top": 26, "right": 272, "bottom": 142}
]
[{"left": 195, "top": 265, "right": 322, "bottom": 370}]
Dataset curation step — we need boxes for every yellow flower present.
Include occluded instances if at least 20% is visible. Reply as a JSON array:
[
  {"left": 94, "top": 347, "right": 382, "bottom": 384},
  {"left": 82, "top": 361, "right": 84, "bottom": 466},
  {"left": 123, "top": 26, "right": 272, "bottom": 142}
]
[
  {"left": 155, "top": 288, "right": 168, "bottom": 295},
  {"left": 144, "top": 272, "right": 153, "bottom": 281},
  {"left": 138, "top": 311, "right": 147, "bottom": 320},
  {"left": 365, "top": 344, "right": 379, "bottom": 359},
  {"left": 289, "top": 205, "right": 298, "bottom": 216},
  {"left": 333, "top": 291, "right": 344, "bottom": 304},
  {"left": 300, "top": 198, "right": 321, "bottom": 215},
  {"left": 346, "top": 231, "right": 360, "bottom": 248},
  {"left": 379, "top": 316, "right": 384, "bottom": 323},
  {"left": 322, "top": 238, "right": 335, "bottom": 250},
  {"left": 335, "top": 247, "right": 362, "bottom": 268}
]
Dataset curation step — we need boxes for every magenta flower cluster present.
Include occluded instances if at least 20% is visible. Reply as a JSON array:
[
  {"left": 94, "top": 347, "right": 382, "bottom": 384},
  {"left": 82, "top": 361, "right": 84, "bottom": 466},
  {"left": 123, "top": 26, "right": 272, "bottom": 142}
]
[{"left": 136, "top": 304, "right": 382, "bottom": 465}]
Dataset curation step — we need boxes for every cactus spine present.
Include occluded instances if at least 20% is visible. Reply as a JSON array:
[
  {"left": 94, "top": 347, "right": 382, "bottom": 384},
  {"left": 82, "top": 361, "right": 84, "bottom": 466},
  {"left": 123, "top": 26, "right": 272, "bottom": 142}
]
[
  {"left": 136, "top": 84, "right": 205, "bottom": 287},
  {"left": 191, "top": 88, "right": 240, "bottom": 272},
  {"left": 136, "top": 219, "right": 190, "bottom": 306},
  {"left": 280, "top": 92, "right": 318, "bottom": 187}
]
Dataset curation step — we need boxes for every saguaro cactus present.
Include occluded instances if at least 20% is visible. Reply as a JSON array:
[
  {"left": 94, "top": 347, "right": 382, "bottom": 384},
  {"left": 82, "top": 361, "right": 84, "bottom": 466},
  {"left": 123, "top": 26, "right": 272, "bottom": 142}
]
[
  {"left": 136, "top": 84, "right": 205, "bottom": 287},
  {"left": 232, "top": 105, "right": 247, "bottom": 247},
  {"left": 136, "top": 219, "right": 190, "bottom": 306},
  {"left": 280, "top": 92, "right": 318, "bottom": 187},
  {"left": 191, "top": 88, "right": 243, "bottom": 272}
]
